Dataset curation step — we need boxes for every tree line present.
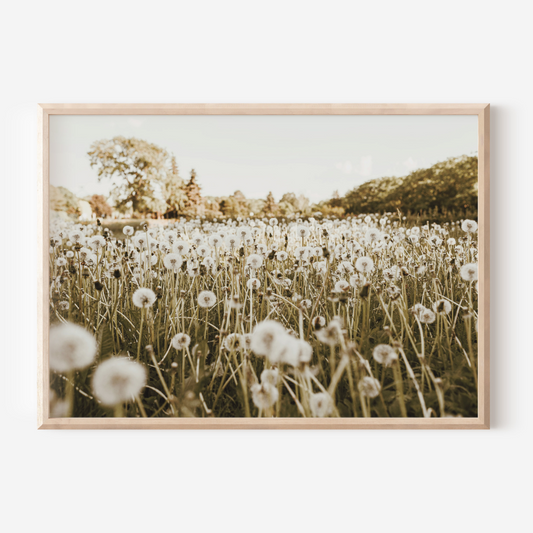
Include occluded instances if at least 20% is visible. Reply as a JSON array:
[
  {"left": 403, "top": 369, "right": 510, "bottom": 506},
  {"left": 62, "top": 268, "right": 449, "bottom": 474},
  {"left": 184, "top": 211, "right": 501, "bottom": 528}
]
[{"left": 50, "top": 137, "right": 478, "bottom": 221}]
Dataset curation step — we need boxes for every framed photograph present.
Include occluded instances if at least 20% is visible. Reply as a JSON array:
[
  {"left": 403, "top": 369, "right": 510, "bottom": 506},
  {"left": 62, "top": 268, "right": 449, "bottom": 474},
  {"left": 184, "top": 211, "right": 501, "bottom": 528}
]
[{"left": 38, "top": 104, "right": 489, "bottom": 429}]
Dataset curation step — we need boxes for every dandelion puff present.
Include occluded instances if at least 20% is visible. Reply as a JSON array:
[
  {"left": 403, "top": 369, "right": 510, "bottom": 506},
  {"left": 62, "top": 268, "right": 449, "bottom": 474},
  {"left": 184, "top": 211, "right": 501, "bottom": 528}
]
[
  {"left": 198, "top": 290, "right": 217, "bottom": 308},
  {"left": 296, "top": 226, "right": 310, "bottom": 239},
  {"left": 420, "top": 308, "right": 436, "bottom": 324},
  {"left": 309, "top": 392, "right": 334, "bottom": 417},
  {"left": 461, "top": 219, "right": 478, "bottom": 233},
  {"left": 250, "top": 382, "right": 279, "bottom": 410},
  {"left": 358, "top": 376, "right": 381, "bottom": 398},
  {"left": 123, "top": 226, "right": 134, "bottom": 236},
  {"left": 275, "top": 251, "right": 288, "bottom": 261},
  {"left": 300, "top": 299, "right": 312, "bottom": 310},
  {"left": 56, "top": 257, "right": 67, "bottom": 267},
  {"left": 132, "top": 288, "right": 156, "bottom": 308},
  {"left": 315, "top": 318, "right": 343, "bottom": 346},
  {"left": 224, "top": 333, "right": 241, "bottom": 351},
  {"left": 260, "top": 368, "right": 279, "bottom": 386},
  {"left": 460, "top": 263, "right": 478, "bottom": 281},
  {"left": 92, "top": 357, "right": 146, "bottom": 406},
  {"left": 250, "top": 320, "right": 287, "bottom": 358},
  {"left": 312, "top": 316, "right": 326, "bottom": 330},
  {"left": 173, "top": 241, "right": 191, "bottom": 255},
  {"left": 88, "top": 235, "right": 106, "bottom": 251},
  {"left": 433, "top": 299, "right": 452, "bottom": 314},
  {"left": 372, "top": 344, "right": 398, "bottom": 366},
  {"left": 411, "top": 303, "right": 426, "bottom": 319},
  {"left": 277, "top": 337, "right": 313, "bottom": 366},
  {"left": 163, "top": 253, "right": 183, "bottom": 271},
  {"left": 49, "top": 322, "right": 97, "bottom": 372},
  {"left": 58, "top": 301, "right": 69, "bottom": 311},
  {"left": 171, "top": 333, "right": 191, "bottom": 350},
  {"left": 355, "top": 256, "right": 374, "bottom": 274},
  {"left": 314, "top": 261, "right": 327, "bottom": 274},
  {"left": 334, "top": 279, "right": 350, "bottom": 293},
  {"left": 247, "top": 278, "right": 261, "bottom": 290},
  {"left": 246, "top": 254, "right": 263, "bottom": 269},
  {"left": 365, "top": 228, "right": 381, "bottom": 244}
]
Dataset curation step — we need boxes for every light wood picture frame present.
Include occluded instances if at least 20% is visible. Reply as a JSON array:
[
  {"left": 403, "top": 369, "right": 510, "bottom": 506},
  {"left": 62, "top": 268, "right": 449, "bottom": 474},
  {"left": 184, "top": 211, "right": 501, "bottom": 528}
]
[{"left": 38, "top": 103, "right": 490, "bottom": 429}]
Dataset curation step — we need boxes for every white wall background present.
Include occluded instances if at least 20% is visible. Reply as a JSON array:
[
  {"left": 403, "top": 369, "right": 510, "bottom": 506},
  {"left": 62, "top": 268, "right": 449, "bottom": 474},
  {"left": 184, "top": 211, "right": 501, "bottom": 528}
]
[{"left": 0, "top": 1, "right": 530, "bottom": 532}]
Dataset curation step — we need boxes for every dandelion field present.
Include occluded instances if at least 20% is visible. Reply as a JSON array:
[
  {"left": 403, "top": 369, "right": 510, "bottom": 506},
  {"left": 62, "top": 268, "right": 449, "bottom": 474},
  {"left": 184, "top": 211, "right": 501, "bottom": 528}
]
[{"left": 48, "top": 214, "right": 479, "bottom": 419}]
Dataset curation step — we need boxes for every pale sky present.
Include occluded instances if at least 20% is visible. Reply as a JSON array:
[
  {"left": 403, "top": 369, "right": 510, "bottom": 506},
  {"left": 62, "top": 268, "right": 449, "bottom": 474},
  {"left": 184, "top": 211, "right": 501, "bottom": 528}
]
[{"left": 50, "top": 114, "right": 478, "bottom": 203}]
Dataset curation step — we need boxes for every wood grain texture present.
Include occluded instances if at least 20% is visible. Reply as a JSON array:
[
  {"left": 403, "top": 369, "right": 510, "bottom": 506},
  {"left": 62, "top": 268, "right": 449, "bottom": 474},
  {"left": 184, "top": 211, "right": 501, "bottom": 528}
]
[
  {"left": 38, "top": 103, "right": 489, "bottom": 115},
  {"left": 37, "top": 103, "right": 490, "bottom": 430}
]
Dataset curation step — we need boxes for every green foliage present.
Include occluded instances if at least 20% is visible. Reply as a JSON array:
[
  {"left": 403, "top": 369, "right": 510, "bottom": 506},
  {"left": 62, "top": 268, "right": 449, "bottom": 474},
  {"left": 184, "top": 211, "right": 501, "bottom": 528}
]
[
  {"left": 343, "top": 156, "right": 478, "bottom": 216},
  {"left": 88, "top": 136, "right": 171, "bottom": 215},
  {"left": 162, "top": 156, "right": 187, "bottom": 218}
]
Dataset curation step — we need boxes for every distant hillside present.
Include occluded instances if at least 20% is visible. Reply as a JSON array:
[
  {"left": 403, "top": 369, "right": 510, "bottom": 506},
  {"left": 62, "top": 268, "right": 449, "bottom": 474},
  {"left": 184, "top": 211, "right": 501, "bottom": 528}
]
[
  {"left": 342, "top": 155, "right": 478, "bottom": 216},
  {"left": 50, "top": 185, "right": 81, "bottom": 216}
]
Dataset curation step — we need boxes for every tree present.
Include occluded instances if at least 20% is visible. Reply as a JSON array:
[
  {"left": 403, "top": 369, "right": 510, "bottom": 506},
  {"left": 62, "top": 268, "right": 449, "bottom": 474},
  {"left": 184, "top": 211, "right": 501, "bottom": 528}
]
[
  {"left": 89, "top": 194, "right": 113, "bottom": 218},
  {"left": 88, "top": 136, "right": 171, "bottom": 215},
  {"left": 162, "top": 156, "right": 187, "bottom": 218},
  {"left": 343, "top": 156, "right": 478, "bottom": 216},
  {"left": 183, "top": 169, "right": 204, "bottom": 216},
  {"left": 264, "top": 191, "right": 278, "bottom": 216}
]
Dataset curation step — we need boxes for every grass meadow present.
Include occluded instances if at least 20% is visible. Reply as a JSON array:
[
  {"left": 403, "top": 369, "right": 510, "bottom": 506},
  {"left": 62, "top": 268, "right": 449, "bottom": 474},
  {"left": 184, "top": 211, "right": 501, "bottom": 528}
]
[{"left": 48, "top": 214, "right": 479, "bottom": 419}]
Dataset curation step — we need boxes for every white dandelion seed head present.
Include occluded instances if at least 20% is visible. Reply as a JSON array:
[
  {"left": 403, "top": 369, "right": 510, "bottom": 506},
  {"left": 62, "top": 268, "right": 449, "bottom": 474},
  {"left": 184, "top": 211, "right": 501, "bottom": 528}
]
[
  {"left": 314, "top": 261, "right": 327, "bottom": 274},
  {"left": 250, "top": 320, "right": 287, "bottom": 358},
  {"left": 334, "top": 279, "right": 350, "bottom": 293},
  {"left": 338, "top": 261, "right": 354, "bottom": 275},
  {"left": 92, "top": 357, "right": 147, "bottom": 406},
  {"left": 315, "top": 319, "right": 343, "bottom": 346},
  {"left": 355, "top": 256, "right": 374, "bottom": 274},
  {"left": 56, "top": 257, "right": 67, "bottom": 267},
  {"left": 49, "top": 322, "right": 97, "bottom": 372},
  {"left": 198, "top": 290, "right": 217, "bottom": 308},
  {"left": 246, "top": 254, "right": 263, "bottom": 269},
  {"left": 88, "top": 235, "right": 106, "bottom": 251},
  {"left": 461, "top": 219, "right": 478, "bottom": 233},
  {"left": 300, "top": 299, "right": 312, "bottom": 309},
  {"left": 260, "top": 368, "right": 279, "bottom": 386},
  {"left": 171, "top": 333, "right": 191, "bottom": 350},
  {"left": 312, "top": 316, "right": 326, "bottom": 330},
  {"left": 411, "top": 303, "right": 427, "bottom": 319},
  {"left": 163, "top": 253, "right": 183, "bottom": 271},
  {"left": 275, "top": 337, "right": 313, "bottom": 366},
  {"left": 132, "top": 288, "right": 156, "bottom": 308},
  {"left": 173, "top": 241, "right": 191, "bottom": 255},
  {"left": 224, "top": 333, "right": 241, "bottom": 351},
  {"left": 365, "top": 228, "right": 381, "bottom": 244},
  {"left": 309, "top": 392, "right": 334, "bottom": 418},
  {"left": 358, "top": 376, "right": 381, "bottom": 398},
  {"left": 247, "top": 278, "right": 261, "bottom": 290},
  {"left": 250, "top": 382, "right": 279, "bottom": 410},
  {"left": 460, "top": 263, "right": 478, "bottom": 282},
  {"left": 78, "top": 247, "right": 92, "bottom": 261},
  {"left": 420, "top": 308, "right": 436, "bottom": 324},
  {"left": 433, "top": 299, "right": 452, "bottom": 314},
  {"left": 297, "top": 226, "right": 310, "bottom": 239},
  {"left": 372, "top": 344, "right": 398, "bottom": 366}
]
